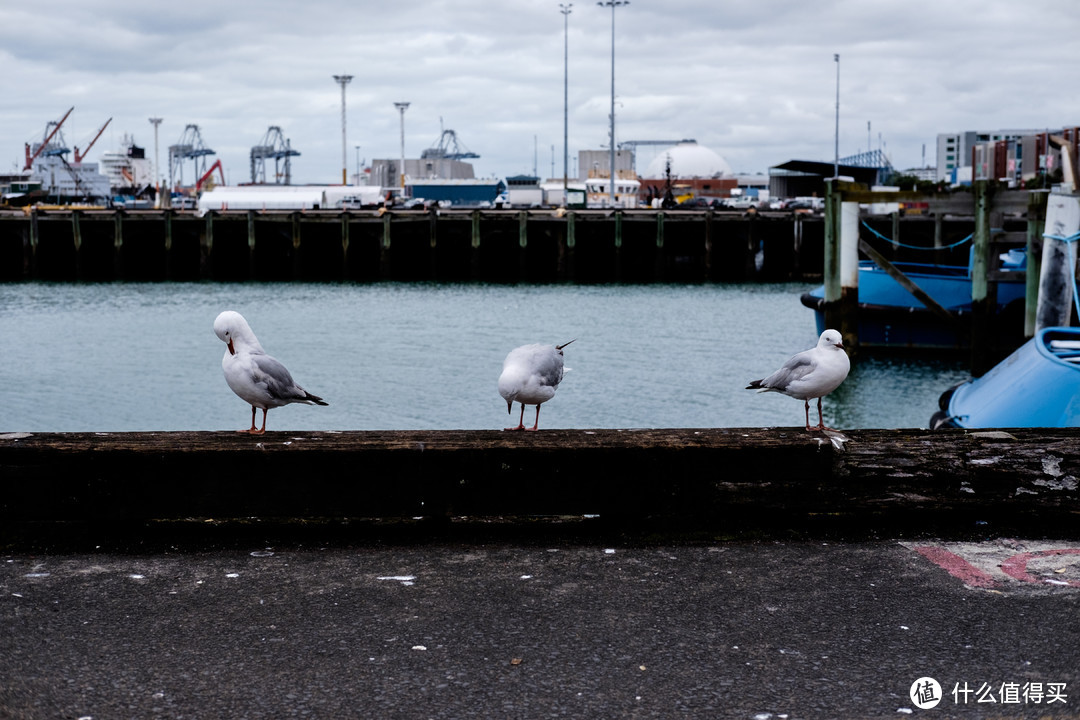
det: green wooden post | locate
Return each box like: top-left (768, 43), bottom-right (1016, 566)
top-left (72, 210), bottom-right (83, 280)
top-left (613, 210), bottom-right (623, 281)
top-left (562, 210), bottom-right (576, 282)
top-left (163, 210), bottom-right (173, 280)
top-left (71, 209), bottom-right (82, 252)
top-left (203, 211), bottom-right (214, 280)
top-left (380, 211), bottom-right (392, 279)
top-left (823, 180), bottom-right (839, 304)
top-left (823, 180), bottom-right (859, 350)
top-left (471, 210), bottom-right (481, 249)
top-left (970, 181), bottom-right (994, 376)
top-left (1024, 191), bottom-right (1047, 337)
top-left (114, 210), bottom-right (124, 279)
top-left (655, 211), bottom-right (666, 282)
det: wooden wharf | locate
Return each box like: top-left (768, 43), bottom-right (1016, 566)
top-left (0, 193), bottom-right (1036, 284)
top-left (2, 428), bottom-right (1078, 548)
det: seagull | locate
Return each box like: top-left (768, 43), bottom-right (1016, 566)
top-left (745, 329), bottom-right (850, 431)
top-left (213, 310), bottom-right (328, 434)
top-left (498, 340), bottom-right (574, 431)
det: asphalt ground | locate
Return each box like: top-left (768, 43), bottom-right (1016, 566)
top-left (2, 539), bottom-right (1079, 720)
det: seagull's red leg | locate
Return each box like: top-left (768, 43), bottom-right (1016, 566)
top-left (253, 408), bottom-right (268, 435)
top-left (804, 399), bottom-right (812, 431)
top-left (241, 405), bottom-right (258, 434)
top-left (526, 404), bottom-right (541, 432)
top-left (815, 397), bottom-right (837, 432)
top-left (505, 403), bottom-right (526, 431)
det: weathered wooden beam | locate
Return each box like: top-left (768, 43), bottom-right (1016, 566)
top-left (858, 238), bottom-right (956, 324)
top-left (2, 429), bottom-right (1078, 543)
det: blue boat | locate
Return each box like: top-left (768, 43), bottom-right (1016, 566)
top-left (800, 255), bottom-right (1027, 351)
top-left (930, 327), bottom-right (1080, 428)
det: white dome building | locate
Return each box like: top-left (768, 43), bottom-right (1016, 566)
top-left (643, 141), bottom-right (732, 179)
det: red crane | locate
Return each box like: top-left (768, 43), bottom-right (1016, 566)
top-left (195, 158), bottom-right (225, 192)
top-left (74, 117), bottom-right (112, 163)
top-left (24, 107), bottom-right (74, 170)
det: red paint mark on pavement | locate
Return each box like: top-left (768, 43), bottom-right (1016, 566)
top-left (912, 545), bottom-right (999, 589)
top-left (999, 549), bottom-right (1080, 587)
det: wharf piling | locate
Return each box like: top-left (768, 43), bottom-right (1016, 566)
top-left (2, 428), bottom-right (1079, 547)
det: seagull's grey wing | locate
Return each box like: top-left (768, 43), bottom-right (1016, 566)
top-left (534, 350), bottom-right (565, 389)
top-left (250, 352), bottom-right (304, 401)
top-left (761, 352), bottom-right (817, 392)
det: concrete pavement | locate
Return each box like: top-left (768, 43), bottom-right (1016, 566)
top-left (2, 539), bottom-right (1079, 719)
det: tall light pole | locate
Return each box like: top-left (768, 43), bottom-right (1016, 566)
top-left (394, 102), bottom-right (410, 191)
top-left (599, 1), bottom-right (628, 207)
top-left (833, 53), bottom-right (840, 180)
top-left (148, 117), bottom-right (162, 201)
top-left (333, 74), bottom-right (353, 185)
top-left (560, 3), bottom-right (572, 206)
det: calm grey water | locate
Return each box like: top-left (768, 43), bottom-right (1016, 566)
top-left (0, 282), bottom-right (968, 432)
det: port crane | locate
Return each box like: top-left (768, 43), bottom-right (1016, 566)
top-left (74, 117), bottom-right (112, 163)
top-left (168, 124), bottom-right (216, 189)
top-left (421, 128), bottom-right (479, 160)
top-left (250, 126), bottom-right (300, 184)
top-left (196, 159), bottom-right (225, 192)
top-left (23, 107), bottom-right (74, 170)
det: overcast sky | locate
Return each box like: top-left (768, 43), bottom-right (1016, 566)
top-left (2, 1), bottom-right (1078, 186)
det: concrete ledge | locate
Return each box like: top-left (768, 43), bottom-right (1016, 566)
top-left (2, 428), bottom-right (1078, 547)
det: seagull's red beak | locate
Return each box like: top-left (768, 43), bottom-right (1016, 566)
top-left (227, 338), bottom-right (235, 355)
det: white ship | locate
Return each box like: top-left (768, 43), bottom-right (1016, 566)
top-left (99, 133), bottom-right (153, 196)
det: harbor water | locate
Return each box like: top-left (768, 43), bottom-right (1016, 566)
top-left (0, 282), bottom-right (969, 432)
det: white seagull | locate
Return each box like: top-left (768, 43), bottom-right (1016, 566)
top-left (213, 310), bottom-right (328, 434)
top-left (498, 340), bottom-right (574, 431)
top-left (745, 329), bottom-right (850, 431)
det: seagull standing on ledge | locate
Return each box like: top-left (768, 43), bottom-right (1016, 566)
top-left (498, 340), bottom-right (574, 431)
top-left (213, 310), bottom-right (328, 434)
top-left (746, 329), bottom-right (850, 431)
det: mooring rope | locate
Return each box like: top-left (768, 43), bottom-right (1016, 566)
top-left (860, 220), bottom-right (973, 251)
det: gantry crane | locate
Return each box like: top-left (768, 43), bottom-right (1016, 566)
top-left (421, 128), bottom-right (479, 160)
top-left (250, 126), bottom-right (300, 184)
top-left (168, 124), bottom-right (216, 189)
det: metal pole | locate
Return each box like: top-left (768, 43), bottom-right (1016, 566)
top-left (561, 5), bottom-right (573, 205)
top-left (394, 102), bottom-right (410, 193)
top-left (599, 1), bottom-right (627, 208)
top-left (833, 53), bottom-right (839, 179)
top-left (355, 145), bottom-right (361, 186)
top-left (333, 75), bottom-right (353, 185)
top-left (148, 117), bottom-right (162, 204)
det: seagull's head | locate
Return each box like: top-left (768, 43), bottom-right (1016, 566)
top-left (214, 310), bottom-right (253, 356)
top-left (820, 329), bottom-right (845, 351)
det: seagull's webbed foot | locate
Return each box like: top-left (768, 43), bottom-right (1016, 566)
top-left (504, 403), bottom-right (527, 431)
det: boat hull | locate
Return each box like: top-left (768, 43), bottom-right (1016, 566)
top-left (801, 261), bottom-right (1026, 351)
top-left (930, 327), bottom-right (1080, 428)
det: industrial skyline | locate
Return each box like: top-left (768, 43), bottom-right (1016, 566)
top-left (2, 0), bottom-right (1078, 186)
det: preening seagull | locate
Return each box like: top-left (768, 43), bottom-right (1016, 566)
top-left (746, 329), bottom-right (850, 431)
top-left (213, 310), bottom-right (328, 434)
top-left (498, 340), bottom-right (574, 431)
